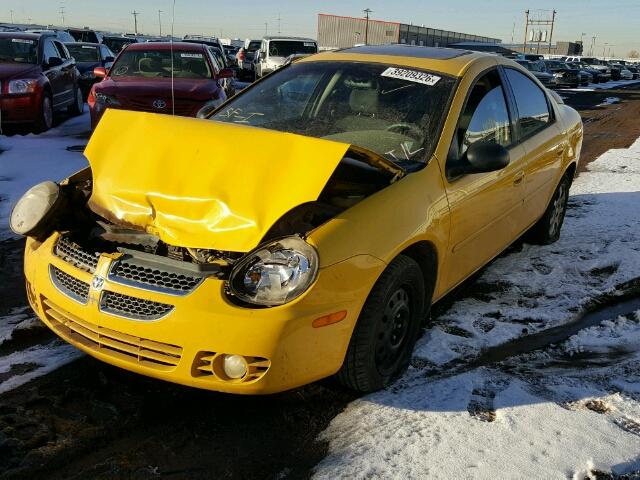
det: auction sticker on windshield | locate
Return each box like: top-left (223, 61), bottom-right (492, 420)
top-left (11, 39), bottom-right (34, 44)
top-left (381, 67), bottom-right (441, 86)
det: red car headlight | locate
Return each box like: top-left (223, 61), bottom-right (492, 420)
top-left (7, 79), bottom-right (38, 94)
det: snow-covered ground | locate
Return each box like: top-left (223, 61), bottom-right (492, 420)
top-left (0, 110), bottom-right (90, 240)
top-left (314, 139), bottom-right (640, 478)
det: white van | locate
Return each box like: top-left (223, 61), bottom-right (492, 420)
top-left (254, 36), bottom-right (318, 78)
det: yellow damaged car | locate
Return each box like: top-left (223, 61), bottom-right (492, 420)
top-left (12, 45), bottom-right (582, 394)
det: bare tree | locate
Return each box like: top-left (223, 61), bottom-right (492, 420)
top-left (628, 50), bottom-right (640, 58)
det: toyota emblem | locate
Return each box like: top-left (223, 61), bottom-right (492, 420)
top-left (153, 99), bottom-right (167, 109)
top-left (91, 276), bottom-right (105, 291)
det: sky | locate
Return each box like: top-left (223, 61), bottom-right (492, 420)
top-left (2, 0), bottom-right (639, 57)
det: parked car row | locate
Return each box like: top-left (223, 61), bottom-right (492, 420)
top-left (0, 31), bottom-right (84, 131)
top-left (235, 36), bottom-right (318, 80)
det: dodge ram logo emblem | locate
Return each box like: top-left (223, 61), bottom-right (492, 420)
top-left (153, 99), bottom-right (167, 109)
top-left (91, 276), bottom-right (105, 291)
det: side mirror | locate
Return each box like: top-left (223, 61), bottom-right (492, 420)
top-left (46, 56), bottom-right (63, 68)
top-left (104, 56), bottom-right (115, 62)
top-left (218, 68), bottom-right (235, 79)
top-left (449, 142), bottom-right (510, 178)
top-left (93, 66), bottom-right (107, 78)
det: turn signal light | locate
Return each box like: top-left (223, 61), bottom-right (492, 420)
top-left (312, 310), bottom-right (347, 328)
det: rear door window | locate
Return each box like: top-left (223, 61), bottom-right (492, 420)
top-left (504, 68), bottom-right (551, 139)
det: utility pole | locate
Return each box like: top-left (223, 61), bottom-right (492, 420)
top-left (590, 36), bottom-right (596, 56)
top-left (523, 9), bottom-right (555, 55)
top-left (131, 10), bottom-right (140, 35)
top-left (277, 13), bottom-right (281, 35)
top-left (158, 10), bottom-right (162, 36)
top-left (363, 8), bottom-right (372, 45)
top-left (511, 21), bottom-right (516, 44)
top-left (264, 22), bottom-right (268, 36)
top-left (602, 43), bottom-right (608, 58)
top-left (59, 5), bottom-right (65, 25)
top-left (548, 9), bottom-right (556, 54)
top-left (523, 10), bottom-right (529, 52)
top-left (9, 9), bottom-right (14, 23)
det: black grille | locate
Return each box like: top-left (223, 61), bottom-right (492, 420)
top-left (100, 291), bottom-right (173, 320)
top-left (110, 259), bottom-right (203, 295)
top-left (50, 265), bottom-right (90, 303)
top-left (54, 236), bottom-right (100, 273)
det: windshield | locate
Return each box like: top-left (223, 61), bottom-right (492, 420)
top-left (0, 38), bottom-right (38, 64)
top-left (268, 41), bottom-right (317, 57)
top-left (545, 61), bottom-right (565, 69)
top-left (66, 44), bottom-right (99, 62)
top-left (247, 41), bottom-right (261, 52)
top-left (211, 61), bottom-right (455, 164)
top-left (110, 50), bottom-right (211, 79)
top-left (104, 38), bottom-right (135, 53)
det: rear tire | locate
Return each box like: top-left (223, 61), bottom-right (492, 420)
top-left (525, 171), bottom-right (572, 245)
top-left (67, 86), bottom-right (84, 116)
top-left (336, 255), bottom-right (426, 393)
top-left (34, 93), bottom-right (53, 133)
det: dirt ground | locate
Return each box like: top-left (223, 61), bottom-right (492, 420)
top-left (1, 84), bottom-right (640, 480)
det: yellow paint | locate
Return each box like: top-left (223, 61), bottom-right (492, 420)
top-left (24, 52), bottom-right (583, 394)
top-left (85, 109), bottom-right (351, 251)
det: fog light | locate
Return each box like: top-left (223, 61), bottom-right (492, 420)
top-left (223, 354), bottom-right (248, 379)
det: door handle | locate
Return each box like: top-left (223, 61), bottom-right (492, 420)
top-left (513, 171), bottom-right (524, 186)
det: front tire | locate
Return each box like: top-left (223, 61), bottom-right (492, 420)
top-left (67, 86), bottom-right (84, 116)
top-left (336, 255), bottom-right (426, 393)
top-left (34, 93), bottom-right (53, 133)
top-left (525, 171), bottom-right (572, 245)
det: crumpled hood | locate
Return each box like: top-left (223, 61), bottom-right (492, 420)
top-left (84, 109), bottom-right (350, 252)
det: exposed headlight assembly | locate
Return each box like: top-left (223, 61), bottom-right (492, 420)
top-left (228, 236), bottom-right (319, 306)
top-left (10, 181), bottom-right (64, 237)
top-left (8, 79), bottom-right (37, 94)
top-left (95, 92), bottom-right (120, 106)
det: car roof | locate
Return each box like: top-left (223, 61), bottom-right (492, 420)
top-left (0, 32), bottom-right (45, 41)
top-left (66, 42), bottom-right (100, 47)
top-left (124, 41), bottom-right (206, 52)
top-left (263, 36), bottom-right (316, 42)
top-left (298, 44), bottom-right (492, 77)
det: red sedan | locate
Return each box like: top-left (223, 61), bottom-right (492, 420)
top-left (0, 32), bottom-right (84, 132)
top-left (88, 42), bottom-right (233, 129)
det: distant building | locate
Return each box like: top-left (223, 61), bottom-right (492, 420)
top-left (317, 13), bottom-right (501, 50)
top-left (503, 41), bottom-right (583, 56)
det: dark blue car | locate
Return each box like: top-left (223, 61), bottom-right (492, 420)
top-left (65, 42), bottom-right (115, 99)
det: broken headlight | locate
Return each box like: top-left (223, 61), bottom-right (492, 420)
top-left (228, 236), bottom-right (318, 306)
top-left (10, 181), bottom-right (62, 237)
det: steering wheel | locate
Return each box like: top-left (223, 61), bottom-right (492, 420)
top-left (385, 123), bottom-right (423, 140)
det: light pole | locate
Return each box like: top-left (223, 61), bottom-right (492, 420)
top-left (158, 10), bottom-right (162, 37)
top-left (603, 42), bottom-right (608, 58)
top-left (580, 32), bottom-right (585, 54)
top-left (363, 8), bottom-right (372, 45)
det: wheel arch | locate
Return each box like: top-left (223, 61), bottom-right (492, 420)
top-left (398, 240), bottom-right (438, 304)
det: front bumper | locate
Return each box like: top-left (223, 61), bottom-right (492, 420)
top-left (24, 233), bottom-right (385, 394)
top-left (0, 93), bottom-right (40, 123)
